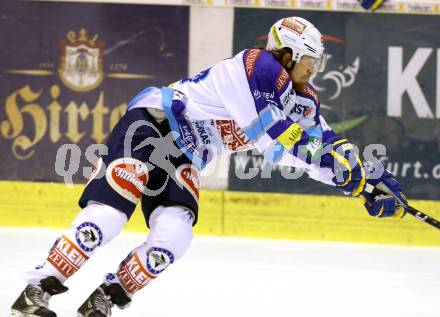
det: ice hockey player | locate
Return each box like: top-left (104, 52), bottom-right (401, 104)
top-left (11, 16), bottom-right (408, 317)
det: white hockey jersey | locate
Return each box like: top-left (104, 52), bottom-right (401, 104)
top-left (127, 49), bottom-right (337, 185)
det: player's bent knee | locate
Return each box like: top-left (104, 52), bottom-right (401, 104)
top-left (70, 201), bottom-right (128, 250)
top-left (107, 205), bottom-right (193, 296)
top-left (147, 205), bottom-right (194, 260)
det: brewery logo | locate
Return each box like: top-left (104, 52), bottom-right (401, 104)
top-left (59, 28), bottom-right (105, 92)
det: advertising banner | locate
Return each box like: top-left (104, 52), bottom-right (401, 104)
top-left (230, 9), bottom-right (440, 199)
top-left (223, 0), bottom-right (440, 15)
top-left (0, 1), bottom-right (189, 183)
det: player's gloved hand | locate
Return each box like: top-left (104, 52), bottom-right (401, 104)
top-left (360, 162), bottom-right (408, 218)
top-left (320, 136), bottom-right (365, 197)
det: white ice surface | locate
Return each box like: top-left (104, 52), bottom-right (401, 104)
top-left (1, 227), bottom-right (440, 317)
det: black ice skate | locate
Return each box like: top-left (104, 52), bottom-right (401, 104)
top-left (77, 283), bottom-right (131, 317)
top-left (10, 276), bottom-right (68, 317)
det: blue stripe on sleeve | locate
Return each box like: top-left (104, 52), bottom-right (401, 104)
top-left (243, 107), bottom-right (276, 142)
top-left (263, 141), bottom-right (285, 164)
top-left (127, 87), bottom-right (159, 111)
top-left (306, 126), bottom-right (323, 138)
top-left (160, 87), bottom-right (174, 120)
top-left (161, 87), bottom-right (205, 169)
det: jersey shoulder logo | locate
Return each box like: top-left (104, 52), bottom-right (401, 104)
top-left (244, 49), bottom-right (263, 80)
top-left (302, 84), bottom-right (319, 104)
top-left (275, 68), bottom-right (290, 92)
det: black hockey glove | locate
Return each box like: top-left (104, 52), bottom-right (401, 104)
top-left (320, 136), bottom-right (365, 197)
top-left (360, 162), bottom-right (408, 218)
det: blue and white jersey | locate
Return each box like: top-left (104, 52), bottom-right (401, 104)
top-left (127, 49), bottom-right (336, 185)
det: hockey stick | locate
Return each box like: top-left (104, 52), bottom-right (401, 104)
top-left (407, 206), bottom-right (440, 230)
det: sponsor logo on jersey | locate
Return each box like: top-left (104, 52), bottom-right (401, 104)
top-left (275, 68), bottom-right (290, 92)
top-left (176, 164), bottom-right (200, 202)
top-left (277, 123), bottom-right (304, 150)
top-left (47, 235), bottom-right (89, 277)
top-left (300, 136), bottom-right (323, 159)
top-left (194, 121), bottom-right (211, 145)
top-left (304, 106), bottom-right (314, 117)
top-left (146, 247), bottom-right (175, 275)
top-left (215, 120), bottom-right (252, 152)
top-left (281, 17), bottom-right (307, 35)
top-left (105, 158), bottom-right (149, 204)
top-left (117, 252), bottom-right (155, 294)
top-left (253, 90), bottom-right (275, 100)
top-left (303, 85), bottom-right (319, 104)
top-left (75, 222), bottom-right (103, 252)
top-left (178, 122), bottom-right (198, 154)
top-left (244, 49), bottom-right (262, 80)
top-left (290, 103), bottom-right (314, 118)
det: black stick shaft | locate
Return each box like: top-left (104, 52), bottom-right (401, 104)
top-left (407, 206), bottom-right (440, 230)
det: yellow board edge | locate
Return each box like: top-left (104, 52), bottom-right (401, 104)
top-left (1, 181), bottom-right (439, 246)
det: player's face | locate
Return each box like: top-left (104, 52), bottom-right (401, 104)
top-left (290, 55), bottom-right (316, 86)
